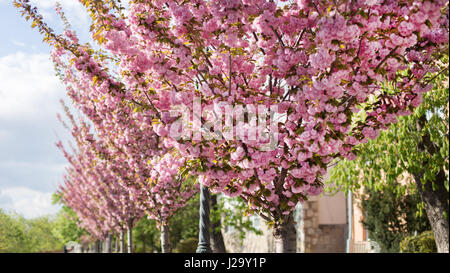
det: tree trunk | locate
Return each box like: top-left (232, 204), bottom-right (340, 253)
top-left (91, 240), bottom-right (102, 253)
top-left (94, 240), bottom-right (101, 253)
top-left (273, 214), bottom-right (297, 253)
top-left (160, 222), bottom-right (171, 253)
top-left (414, 115), bottom-right (449, 253)
top-left (105, 233), bottom-right (112, 253)
top-left (413, 169), bottom-right (449, 253)
top-left (114, 235), bottom-right (119, 253)
top-left (271, 168), bottom-right (297, 253)
top-left (127, 219), bottom-right (133, 253)
top-left (120, 230), bottom-right (126, 253)
top-left (211, 194), bottom-right (227, 253)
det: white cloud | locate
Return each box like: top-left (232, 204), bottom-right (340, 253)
top-left (0, 187), bottom-right (60, 218)
top-left (0, 52), bottom-right (63, 121)
top-left (0, 52), bottom-right (72, 210)
top-left (0, 1), bottom-right (82, 220)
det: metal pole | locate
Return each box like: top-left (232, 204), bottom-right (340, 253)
top-left (346, 190), bottom-right (353, 253)
top-left (196, 185), bottom-right (212, 253)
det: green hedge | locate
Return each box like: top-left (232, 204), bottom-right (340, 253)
top-left (399, 231), bottom-right (437, 253)
top-left (173, 237), bottom-right (198, 253)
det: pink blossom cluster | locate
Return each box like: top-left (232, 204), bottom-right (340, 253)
top-left (19, 0), bottom-right (448, 226)
top-left (56, 113), bottom-right (141, 238)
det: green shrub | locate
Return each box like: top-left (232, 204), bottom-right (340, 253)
top-left (173, 237), bottom-right (198, 253)
top-left (400, 231), bottom-right (437, 253)
top-left (359, 186), bottom-right (431, 252)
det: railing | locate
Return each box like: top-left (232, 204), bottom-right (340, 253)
top-left (351, 241), bottom-right (379, 253)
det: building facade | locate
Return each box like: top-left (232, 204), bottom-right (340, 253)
top-left (222, 191), bottom-right (379, 253)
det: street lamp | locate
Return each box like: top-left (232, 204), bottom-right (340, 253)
top-left (196, 185), bottom-right (212, 253)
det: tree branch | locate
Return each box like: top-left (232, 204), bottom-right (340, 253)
top-left (375, 46), bottom-right (399, 72)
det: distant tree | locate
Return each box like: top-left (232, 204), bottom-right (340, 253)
top-left (329, 70), bottom-right (449, 252)
top-left (26, 216), bottom-right (65, 252)
top-left (130, 192), bottom-right (262, 253)
top-left (52, 193), bottom-right (87, 244)
top-left (0, 209), bottom-right (64, 253)
top-left (359, 184), bottom-right (431, 252)
top-left (167, 193), bottom-right (200, 252)
top-left (212, 195), bottom-right (263, 244)
top-left (211, 194), bottom-right (227, 253)
top-left (132, 217), bottom-right (160, 253)
top-left (169, 193), bottom-right (263, 253)
top-left (0, 209), bottom-right (28, 252)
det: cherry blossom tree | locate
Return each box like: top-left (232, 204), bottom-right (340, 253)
top-left (146, 153), bottom-right (199, 252)
top-left (57, 92), bottom-right (197, 252)
top-left (15, 0), bottom-right (449, 252)
top-left (56, 106), bottom-right (144, 252)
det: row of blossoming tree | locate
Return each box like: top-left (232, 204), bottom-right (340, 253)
top-left (15, 0), bottom-right (449, 252)
top-left (56, 94), bottom-right (197, 252)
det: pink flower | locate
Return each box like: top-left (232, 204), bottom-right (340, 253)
top-left (310, 48), bottom-right (335, 71)
top-left (153, 123), bottom-right (168, 137)
top-left (398, 21), bottom-right (415, 37)
top-left (389, 33), bottom-right (404, 46)
top-left (410, 93), bottom-right (423, 107)
top-left (290, 168), bottom-right (303, 179)
top-left (345, 153), bottom-right (357, 161)
top-left (203, 19), bottom-right (218, 33)
top-left (386, 58), bottom-right (399, 71)
top-left (231, 146), bottom-right (245, 161)
top-left (362, 127), bottom-right (380, 140)
top-left (410, 11), bottom-right (427, 25)
top-left (297, 151), bottom-right (311, 162)
top-left (283, 191), bottom-right (293, 198)
top-left (307, 186), bottom-right (323, 196)
top-left (346, 136), bottom-right (359, 145)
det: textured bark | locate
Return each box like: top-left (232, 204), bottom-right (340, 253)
top-left (413, 170), bottom-right (449, 253)
top-left (272, 168), bottom-right (297, 253)
top-left (114, 235), bottom-right (119, 253)
top-left (127, 219), bottom-right (133, 253)
top-left (414, 115), bottom-right (449, 253)
top-left (120, 230), bottom-right (126, 253)
top-left (273, 214), bottom-right (297, 253)
top-left (95, 240), bottom-right (101, 253)
top-left (160, 222), bottom-right (171, 253)
top-left (211, 194), bottom-right (227, 253)
top-left (105, 233), bottom-right (112, 253)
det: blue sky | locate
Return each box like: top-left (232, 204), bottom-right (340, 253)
top-left (0, 0), bottom-right (91, 218)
